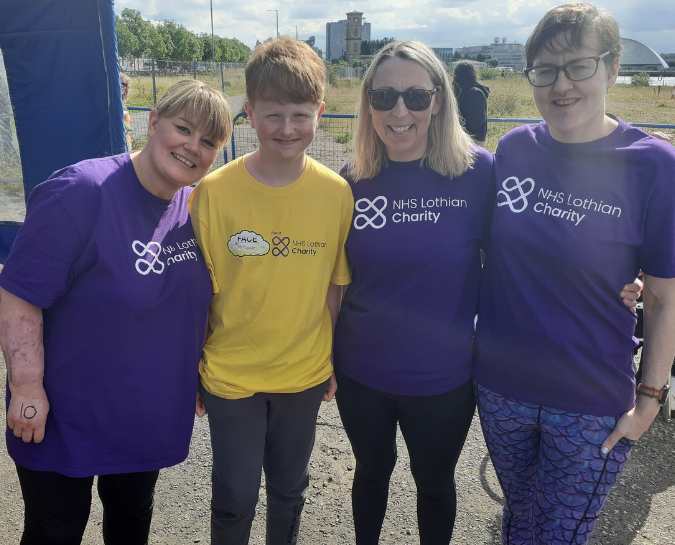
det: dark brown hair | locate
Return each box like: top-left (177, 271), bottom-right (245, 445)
top-left (525, 3), bottom-right (621, 67)
top-left (245, 37), bottom-right (325, 105)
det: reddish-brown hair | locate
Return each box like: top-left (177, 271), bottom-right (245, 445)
top-left (245, 37), bottom-right (325, 104)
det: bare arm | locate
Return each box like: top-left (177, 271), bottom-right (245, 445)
top-left (326, 283), bottom-right (344, 328)
top-left (0, 287), bottom-right (49, 443)
top-left (602, 275), bottom-right (675, 453)
top-left (323, 283), bottom-right (345, 402)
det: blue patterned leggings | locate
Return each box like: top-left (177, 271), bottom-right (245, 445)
top-left (476, 385), bottom-right (632, 545)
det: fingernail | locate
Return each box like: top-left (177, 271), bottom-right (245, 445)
top-left (601, 447), bottom-right (609, 457)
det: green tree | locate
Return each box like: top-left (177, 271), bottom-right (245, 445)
top-left (159, 21), bottom-right (203, 61)
top-left (115, 8), bottom-right (249, 62)
top-left (156, 25), bottom-right (175, 59)
top-left (361, 37), bottom-right (395, 56)
top-left (119, 9), bottom-right (154, 56)
top-left (115, 17), bottom-right (139, 58)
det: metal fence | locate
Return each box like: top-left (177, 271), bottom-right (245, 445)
top-left (125, 107), bottom-right (675, 175)
top-left (121, 58), bottom-right (245, 106)
top-left (230, 113), bottom-right (355, 172)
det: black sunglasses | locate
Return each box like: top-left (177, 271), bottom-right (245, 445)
top-left (368, 87), bottom-right (439, 111)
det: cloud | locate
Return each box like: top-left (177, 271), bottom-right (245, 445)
top-left (228, 230), bottom-right (270, 257)
top-left (115, 0), bottom-right (675, 53)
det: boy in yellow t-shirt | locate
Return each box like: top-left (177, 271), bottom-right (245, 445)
top-left (190, 38), bottom-right (353, 545)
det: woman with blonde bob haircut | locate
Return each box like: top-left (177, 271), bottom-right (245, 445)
top-left (0, 79), bottom-right (231, 545)
top-left (333, 40), bottom-right (494, 544)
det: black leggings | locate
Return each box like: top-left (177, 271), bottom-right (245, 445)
top-left (336, 374), bottom-right (475, 545)
top-left (16, 465), bottom-right (159, 545)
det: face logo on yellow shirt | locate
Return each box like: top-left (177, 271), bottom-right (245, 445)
top-left (228, 230), bottom-right (270, 257)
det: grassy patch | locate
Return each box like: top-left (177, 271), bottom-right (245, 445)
top-left (127, 69), bottom-right (246, 108)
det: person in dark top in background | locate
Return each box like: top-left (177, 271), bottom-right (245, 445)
top-left (452, 62), bottom-right (490, 144)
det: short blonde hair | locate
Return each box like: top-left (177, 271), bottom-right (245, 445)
top-left (245, 37), bottom-right (325, 104)
top-left (155, 80), bottom-right (232, 146)
top-left (350, 41), bottom-right (475, 181)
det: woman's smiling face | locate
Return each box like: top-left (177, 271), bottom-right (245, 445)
top-left (369, 57), bottom-right (441, 162)
top-left (531, 33), bottom-right (619, 143)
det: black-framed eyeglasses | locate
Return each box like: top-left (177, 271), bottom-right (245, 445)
top-left (367, 87), bottom-right (439, 111)
top-left (524, 51), bottom-right (611, 87)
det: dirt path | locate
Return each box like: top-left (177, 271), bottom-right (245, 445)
top-left (1, 357), bottom-right (673, 544)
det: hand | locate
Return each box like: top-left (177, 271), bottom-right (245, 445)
top-left (7, 384), bottom-right (49, 443)
top-left (601, 401), bottom-right (659, 456)
top-left (651, 131), bottom-right (673, 143)
top-left (195, 391), bottom-right (207, 417)
top-left (620, 277), bottom-right (643, 313)
top-left (323, 373), bottom-right (337, 402)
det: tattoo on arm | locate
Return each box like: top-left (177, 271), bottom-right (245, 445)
top-left (20, 402), bottom-right (38, 420)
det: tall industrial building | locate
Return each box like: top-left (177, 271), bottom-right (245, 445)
top-left (345, 12), bottom-right (363, 60)
top-left (326, 16), bottom-right (371, 61)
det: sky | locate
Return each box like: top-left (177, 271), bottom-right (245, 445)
top-left (114, 0), bottom-right (675, 55)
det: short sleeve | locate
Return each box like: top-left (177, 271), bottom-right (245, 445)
top-left (640, 148), bottom-right (675, 278)
top-left (189, 182), bottom-right (220, 293)
top-left (331, 182), bottom-right (354, 286)
top-left (0, 167), bottom-right (100, 308)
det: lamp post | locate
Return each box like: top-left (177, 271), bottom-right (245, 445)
top-left (210, 0), bottom-right (216, 61)
top-left (267, 9), bottom-right (279, 39)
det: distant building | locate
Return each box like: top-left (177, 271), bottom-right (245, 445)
top-left (346, 12), bottom-right (363, 60)
top-left (457, 38), bottom-right (525, 70)
top-left (456, 45), bottom-right (491, 59)
top-left (326, 16), bottom-right (370, 61)
top-left (432, 47), bottom-right (454, 64)
top-left (488, 42), bottom-right (525, 70)
top-left (448, 59), bottom-right (487, 71)
top-left (620, 38), bottom-right (669, 71)
top-left (326, 20), bottom-right (346, 61)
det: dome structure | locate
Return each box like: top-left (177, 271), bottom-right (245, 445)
top-left (620, 38), bottom-right (669, 71)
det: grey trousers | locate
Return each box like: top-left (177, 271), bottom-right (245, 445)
top-left (201, 381), bottom-right (327, 545)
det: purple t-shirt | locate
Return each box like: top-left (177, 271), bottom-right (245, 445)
top-left (334, 150), bottom-right (494, 395)
top-left (475, 121), bottom-right (675, 416)
top-left (1, 154), bottom-right (212, 477)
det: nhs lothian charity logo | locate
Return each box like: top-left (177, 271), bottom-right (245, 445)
top-left (354, 196), bottom-right (388, 230)
top-left (132, 240), bottom-right (165, 275)
top-left (497, 176), bottom-right (535, 213)
top-left (272, 235), bottom-right (290, 257)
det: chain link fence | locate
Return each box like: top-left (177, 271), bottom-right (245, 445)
top-left (230, 113), bottom-right (355, 173)
top-left (120, 58), bottom-right (245, 107)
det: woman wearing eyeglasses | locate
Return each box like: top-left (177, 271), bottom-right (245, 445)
top-left (332, 40), bottom-right (494, 544)
top-left (474, 4), bottom-right (675, 544)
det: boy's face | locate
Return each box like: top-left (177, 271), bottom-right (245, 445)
top-left (245, 98), bottom-right (325, 162)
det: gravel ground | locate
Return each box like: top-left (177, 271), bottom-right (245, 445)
top-left (1, 358), bottom-right (673, 544)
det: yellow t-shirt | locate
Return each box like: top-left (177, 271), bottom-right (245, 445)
top-left (190, 155), bottom-right (354, 399)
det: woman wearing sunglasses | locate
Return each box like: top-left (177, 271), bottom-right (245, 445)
top-left (474, 4), bottom-right (675, 544)
top-left (332, 40), bottom-right (494, 544)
